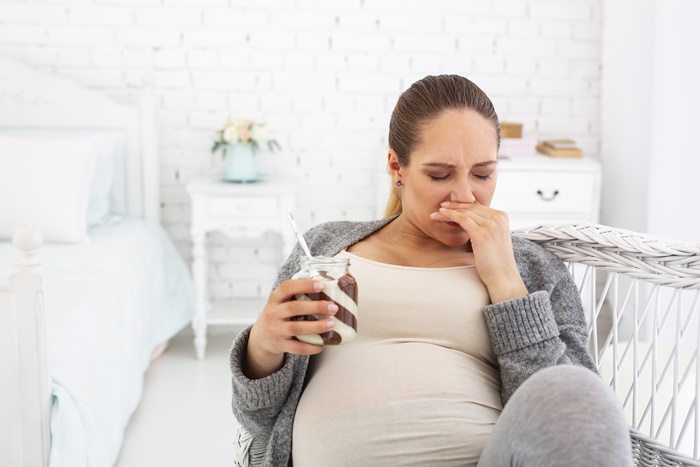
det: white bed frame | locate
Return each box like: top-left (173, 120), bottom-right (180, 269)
top-left (0, 54), bottom-right (160, 466)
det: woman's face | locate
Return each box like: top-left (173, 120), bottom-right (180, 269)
top-left (391, 108), bottom-right (499, 247)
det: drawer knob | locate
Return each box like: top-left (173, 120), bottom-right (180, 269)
top-left (536, 189), bottom-right (560, 201)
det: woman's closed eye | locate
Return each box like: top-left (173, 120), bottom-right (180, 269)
top-left (428, 173), bottom-right (452, 181)
top-left (428, 172), bottom-right (492, 182)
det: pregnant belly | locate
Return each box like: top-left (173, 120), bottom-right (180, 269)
top-left (291, 342), bottom-right (502, 467)
top-left (292, 398), bottom-right (498, 467)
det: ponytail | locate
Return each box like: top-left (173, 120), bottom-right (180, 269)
top-left (384, 181), bottom-right (402, 217)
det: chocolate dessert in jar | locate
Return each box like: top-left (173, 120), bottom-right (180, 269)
top-left (292, 256), bottom-right (358, 345)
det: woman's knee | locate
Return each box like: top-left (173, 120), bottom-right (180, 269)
top-left (502, 364), bottom-right (631, 442)
top-left (516, 365), bottom-right (618, 412)
top-left (487, 365), bottom-right (634, 467)
top-left (524, 364), bottom-right (599, 390)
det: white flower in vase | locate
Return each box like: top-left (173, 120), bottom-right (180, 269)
top-left (211, 119), bottom-right (281, 183)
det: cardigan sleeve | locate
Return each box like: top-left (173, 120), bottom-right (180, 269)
top-left (230, 326), bottom-right (298, 439)
top-left (229, 240), bottom-right (309, 465)
top-left (483, 237), bottom-right (597, 405)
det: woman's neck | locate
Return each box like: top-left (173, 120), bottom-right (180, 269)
top-left (347, 215), bottom-right (473, 268)
top-left (383, 214), bottom-right (442, 252)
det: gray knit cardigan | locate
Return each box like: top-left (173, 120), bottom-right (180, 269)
top-left (229, 217), bottom-right (596, 467)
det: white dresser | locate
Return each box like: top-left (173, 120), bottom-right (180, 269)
top-left (491, 155), bottom-right (602, 230)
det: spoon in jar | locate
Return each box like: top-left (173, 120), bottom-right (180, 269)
top-left (285, 209), bottom-right (312, 258)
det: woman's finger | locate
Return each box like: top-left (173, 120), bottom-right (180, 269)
top-left (439, 202), bottom-right (491, 222)
top-left (431, 207), bottom-right (481, 232)
top-left (283, 338), bottom-right (326, 355)
top-left (439, 203), bottom-right (509, 230)
top-left (284, 317), bottom-right (336, 338)
top-left (433, 206), bottom-right (482, 224)
top-left (271, 278), bottom-right (325, 303)
top-left (280, 297), bottom-right (338, 320)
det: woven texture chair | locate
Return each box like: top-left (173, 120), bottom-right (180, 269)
top-left (233, 223), bottom-right (700, 466)
top-left (513, 223), bottom-right (700, 466)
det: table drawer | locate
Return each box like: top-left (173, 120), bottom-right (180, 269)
top-left (206, 196), bottom-right (278, 218)
top-left (493, 171), bottom-right (596, 214)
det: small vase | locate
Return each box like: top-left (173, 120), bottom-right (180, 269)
top-left (223, 142), bottom-right (258, 183)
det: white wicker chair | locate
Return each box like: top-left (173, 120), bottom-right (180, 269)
top-left (513, 223), bottom-right (700, 466)
top-left (233, 223), bottom-right (700, 466)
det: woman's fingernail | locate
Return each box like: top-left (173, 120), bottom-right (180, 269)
top-left (326, 319), bottom-right (336, 329)
top-left (328, 303), bottom-right (338, 313)
top-left (441, 201), bottom-right (450, 207)
top-left (313, 281), bottom-right (324, 291)
top-left (439, 207), bottom-right (447, 212)
top-left (430, 212), bottom-right (438, 218)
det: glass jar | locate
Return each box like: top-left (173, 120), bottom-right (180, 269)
top-left (292, 256), bottom-right (358, 346)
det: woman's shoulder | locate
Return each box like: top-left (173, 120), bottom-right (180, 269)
top-left (307, 216), bottom-right (395, 234)
top-left (304, 217), bottom-right (395, 254)
top-left (306, 218), bottom-right (385, 236)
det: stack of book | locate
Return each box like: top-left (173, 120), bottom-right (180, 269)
top-left (498, 121), bottom-right (537, 158)
top-left (536, 139), bottom-right (583, 158)
top-left (499, 138), bottom-right (537, 157)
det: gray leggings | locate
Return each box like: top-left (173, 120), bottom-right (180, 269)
top-left (477, 365), bottom-right (634, 467)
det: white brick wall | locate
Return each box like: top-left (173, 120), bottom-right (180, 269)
top-left (0, 0), bottom-right (602, 300)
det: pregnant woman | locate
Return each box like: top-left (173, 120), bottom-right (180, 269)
top-left (230, 74), bottom-right (633, 467)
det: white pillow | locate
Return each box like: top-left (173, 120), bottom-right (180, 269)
top-left (86, 135), bottom-right (118, 229)
top-left (0, 134), bottom-right (105, 243)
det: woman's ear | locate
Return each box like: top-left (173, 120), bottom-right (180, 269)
top-left (387, 149), bottom-right (402, 179)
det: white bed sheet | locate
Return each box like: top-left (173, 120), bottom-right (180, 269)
top-left (0, 217), bottom-right (194, 467)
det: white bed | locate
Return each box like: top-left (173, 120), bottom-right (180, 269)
top-left (0, 55), bottom-right (194, 466)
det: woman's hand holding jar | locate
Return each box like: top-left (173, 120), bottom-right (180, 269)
top-left (244, 279), bottom-right (338, 380)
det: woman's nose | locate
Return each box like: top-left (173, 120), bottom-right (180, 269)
top-left (449, 181), bottom-right (476, 204)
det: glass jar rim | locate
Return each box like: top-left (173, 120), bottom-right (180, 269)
top-left (300, 256), bottom-right (349, 267)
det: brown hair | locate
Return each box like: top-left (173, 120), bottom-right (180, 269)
top-left (384, 75), bottom-right (500, 217)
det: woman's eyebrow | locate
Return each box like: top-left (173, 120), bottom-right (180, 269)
top-left (473, 160), bottom-right (498, 168)
top-left (421, 160), bottom-right (498, 168)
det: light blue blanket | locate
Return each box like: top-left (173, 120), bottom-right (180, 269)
top-left (1, 218), bottom-right (194, 467)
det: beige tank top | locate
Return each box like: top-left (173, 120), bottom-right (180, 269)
top-left (292, 251), bottom-right (502, 467)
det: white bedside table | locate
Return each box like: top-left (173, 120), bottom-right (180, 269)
top-left (186, 176), bottom-right (298, 359)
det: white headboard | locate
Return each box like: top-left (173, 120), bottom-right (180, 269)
top-left (0, 54), bottom-right (159, 224)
